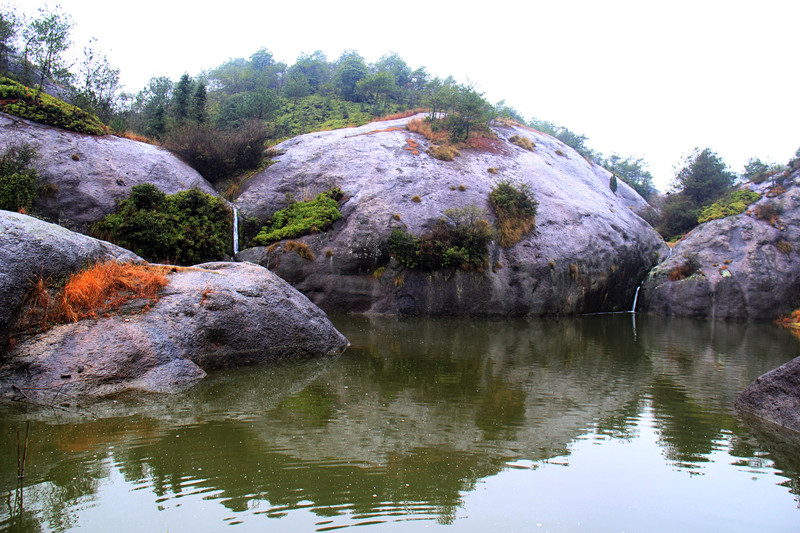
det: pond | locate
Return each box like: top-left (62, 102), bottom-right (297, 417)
top-left (2, 314), bottom-right (800, 532)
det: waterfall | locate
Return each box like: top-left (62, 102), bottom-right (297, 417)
top-left (630, 284), bottom-right (642, 313)
top-left (232, 206), bottom-right (239, 255)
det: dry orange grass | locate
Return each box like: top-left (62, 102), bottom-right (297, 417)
top-left (496, 217), bottom-right (536, 248)
top-left (56, 261), bottom-right (169, 322)
top-left (118, 131), bottom-right (158, 145)
top-left (777, 310), bottom-right (800, 339)
top-left (370, 108), bottom-right (428, 123)
top-left (406, 118), bottom-right (448, 143)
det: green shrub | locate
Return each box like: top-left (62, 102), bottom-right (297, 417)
top-left (92, 184), bottom-right (232, 265)
top-left (251, 188), bottom-right (343, 246)
top-left (427, 144), bottom-right (460, 161)
top-left (387, 205), bottom-right (492, 271)
top-left (0, 77), bottom-right (109, 135)
top-left (0, 143), bottom-right (39, 213)
top-left (489, 180), bottom-right (538, 247)
top-left (697, 189), bottom-right (761, 224)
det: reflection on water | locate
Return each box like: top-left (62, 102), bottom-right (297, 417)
top-left (1, 315), bottom-right (799, 532)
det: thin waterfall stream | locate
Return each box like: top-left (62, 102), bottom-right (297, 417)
top-left (232, 205), bottom-right (239, 255)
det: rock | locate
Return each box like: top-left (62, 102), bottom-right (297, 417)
top-left (0, 111), bottom-right (217, 231)
top-left (735, 356), bottom-right (800, 434)
top-left (0, 210), bottom-right (141, 345)
top-left (0, 261), bottom-right (349, 400)
top-left (639, 180), bottom-right (800, 319)
top-left (235, 114), bottom-right (667, 316)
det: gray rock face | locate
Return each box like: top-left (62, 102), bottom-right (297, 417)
top-left (0, 261), bottom-right (349, 400)
top-left (0, 211), bottom-right (141, 344)
top-left (736, 356), bottom-right (800, 434)
top-left (235, 115), bottom-right (667, 316)
top-left (0, 112), bottom-right (217, 230)
top-left (639, 180), bottom-right (800, 320)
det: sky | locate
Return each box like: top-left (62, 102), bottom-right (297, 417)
top-left (11, 0), bottom-right (800, 192)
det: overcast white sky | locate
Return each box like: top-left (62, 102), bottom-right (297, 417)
top-left (12, 0), bottom-right (800, 192)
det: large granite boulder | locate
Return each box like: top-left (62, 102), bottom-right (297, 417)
top-left (0, 211), bottom-right (141, 345)
top-left (235, 115), bottom-right (667, 316)
top-left (0, 212), bottom-right (349, 400)
top-left (639, 178), bottom-right (800, 320)
top-left (0, 111), bottom-right (217, 230)
top-left (0, 261), bottom-right (349, 400)
top-left (736, 356), bottom-right (800, 434)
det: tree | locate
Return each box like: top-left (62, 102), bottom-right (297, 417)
top-left (292, 51), bottom-right (330, 91)
top-left (333, 51), bottom-right (368, 101)
top-left (355, 72), bottom-right (396, 113)
top-left (673, 148), bottom-right (733, 205)
top-left (72, 39), bottom-right (121, 121)
top-left (23, 5), bottom-right (73, 97)
top-left (192, 81), bottom-right (207, 123)
top-left (171, 73), bottom-right (193, 125)
top-left (0, 6), bottom-right (19, 72)
top-left (450, 83), bottom-right (489, 141)
top-left (742, 157), bottom-right (769, 183)
top-left (609, 174), bottom-right (618, 193)
top-left (603, 155), bottom-right (656, 200)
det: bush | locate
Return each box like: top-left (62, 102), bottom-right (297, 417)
top-left (163, 120), bottom-right (270, 184)
top-left (489, 180), bottom-right (538, 247)
top-left (0, 77), bottom-right (109, 135)
top-left (697, 190), bottom-right (761, 224)
top-left (387, 204), bottom-right (492, 271)
top-left (755, 202), bottom-right (781, 225)
top-left (251, 187), bottom-right (343, 246)
top-left (0, 143), bottom-right (39, 212)
top-left (92, 184), bottom-right (232, 265)
top-left (668, 255), bottom-right (700, 281)
top-left (509, 135), bottom-right (535, 151)
top-left (427, 144), bottom-right (460, 161)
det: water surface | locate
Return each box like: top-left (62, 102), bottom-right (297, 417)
top-left (2, 314), bottom-right (799, 532)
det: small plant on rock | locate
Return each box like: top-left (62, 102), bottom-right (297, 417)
top-left (0, 143), bottom-right (39, 213)
top-left (489, 180), bottom-right (538, 248)
top-left (668, 255), bottom-right (700, 281)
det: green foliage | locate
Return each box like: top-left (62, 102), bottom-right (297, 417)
top-left (697, 189), bottom-right (761, 223)
top-left (0, 143), bottom-right (38, 212)
top-left (603, 155), bottom-right (655, 200)
top-left (489, 180), bottom-right (538, 247)
top-left (673, 148), bottom-right (734, 205)
top-left (92, 184), bottom-right (232, 265)
top-left (609, 174), bottom-right (618, 193)
top-left (251, 188), bottom-right (343, 246)
top-left (387, 205), bottom-right (493, 271)
top-left (0, 77), bottom-right (108, 134)
top-left (657, 148), bottom-right (735, 239)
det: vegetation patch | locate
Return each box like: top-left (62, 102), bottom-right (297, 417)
top-left (697, 189), bottom-right (761, 224)
top-left (284, 240), bottom-right (315, 261)
top-left (13, 261), bottom-right (169, 337)
top-left (508, 135), bottom-right (535, 151)
top-left (92, 184), bottom-right (232, 265)
top-left (776, 240), bottom-right (793, 254)
top-left (387, 205), bottom-right (492, 271)
top-left (0, 77), bottom-right (109, 135)
top-left (755, 202), bottom-right (781, 226)
top-left (164, 121), bottom-right (270, 184)
top-left (776, 310), bottom-right (800, 337)
top-left (0, 143), bottom-right (39, 213)
top-left (489, 180), bottom-right (538, 248)
top-left (427, 144), bottom-right (460, 161)
top-left (251, 187), bottom-right (343, 246)
top-left (667, 255), bottom-right (700, 281)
